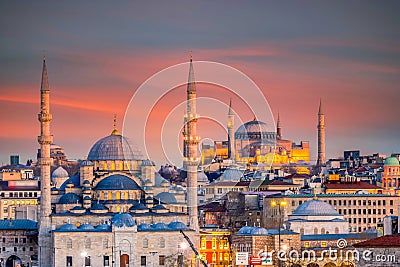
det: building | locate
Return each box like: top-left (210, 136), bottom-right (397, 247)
top-left (199, 229), bottom-right (231, 266)
top-left (0, 220), bottom-right (38, 267)
top-left (264, 194), bottom-right (400, 233)
top-left (381, 156), bottom-right (400, 194)
top-left (285, 198), bottom-right (349, 235)
top-left (316, 99), bottom-right (326, 169)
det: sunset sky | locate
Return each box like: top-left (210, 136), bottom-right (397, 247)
top-left (1, 1), bottom-right (399, 166)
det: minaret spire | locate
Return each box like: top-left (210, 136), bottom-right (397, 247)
top-left (183, 53), bottom-right (199, 232)
top-left (112, 114), bottom-right (120, 135)
top-left (277, 112), bottom-right (282, 140)
top-left (227, 98), bottom-right (236, 162)
top-left (38, 55), bottom-right (53, 267)
top-left (317, 98), bottom-right (326, 170)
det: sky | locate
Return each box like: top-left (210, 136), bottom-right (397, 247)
top-left (0, 1), bottom-right (399, 166)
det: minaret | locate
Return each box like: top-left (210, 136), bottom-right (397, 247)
top-left (38, 56), bottom-right (53, 267)
top-left (183, 54), bottom-right (199, 232)
top-left (227, 99), bottom-right (236, 162)
top-left (276, 112), bottom-right (282, 140)
top-left (317, 99), bottom-right (326, 168)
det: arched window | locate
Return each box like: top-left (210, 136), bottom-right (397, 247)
top-left (143, 238), bottom-right (148, 248)
top-left (116, 191), bottom-right (121, 200)
top-left (300, 228), bottom-right (305, 235)
top-left (314, 227), bottom-right (318, 234)
top-left (119, 162), bottom-right (123, 170)
top-left (212, 252), bottom-right (216, 262)
top-left (103, 163), bottom-right (108, 170)
top-left (116, 206), bottom-right (121, 212)
top-left (111, 162), bottom-right (115, 170)
top-left (321, 228), bottom-right (325, 234)
top-left (108, 192), bottom-right (112, 200)
top-left (335, 227), bottom-right (339, 234)
top-left (85, 238), bottom-right (91, 249)
top-left (100, 191), bottom-right (104, 200)
top-left (159, 238), bottom-right (165, 248)
top-left (103, 238), bottom-right (108, 249)
top-left (224, 253), bottom-right (230, 261)
top-left (67, 238), bottom-right (72, 249)
top-left (212, 238), bottom-right (217, 249)
top-left (124, 192), bottom-right (129, 200)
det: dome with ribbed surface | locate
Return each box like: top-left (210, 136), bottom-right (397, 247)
top-left (79, 223), bottom-right (95, 230)
top-left (52, 166), bottom-right (69, 179)
top-left (130, 202), bottom-right (148, 211)
top-left (384, 157), bottom-right (400, 166)
top-left (91, 203), bottom-right (108, 211)
top-left (58, 223), bottom-right (77, 231)
top-left (111, 213), bottom-right (136, 227)
top-left (88, 133), bottom-right (144, 161)
top-left (137, 223), bottom-right (151, 231)
top-left (94, 174), bottom-right (141, 191)
top-left (292, 200), bottom-right (339, 216)
top-left (96, 224), bottom-right (111, 231)
top-left (152, 222), bottom-right (170, 230)
top-left (58, 193), bottom-right (81, 204)
top-left (236, 120), bottom-right (275, 140)
top-left (197, 171), bottom-right (209, 183)
top-left (238, 226), bottom-right (253, 235)
top-left (250, 227), bottom-right (269, 235)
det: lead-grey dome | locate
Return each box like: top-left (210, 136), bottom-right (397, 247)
top-left (58, 193), bottom-right (81, 204)
top-left (293, 199), bottom-right (339, 216)
top-left (236, 120), bottom-right (275, 140)
top-left (52, 166), bottom-right (69, 179)
top-left (221, 168), bottom-right (243, 181)
top-left (88, 133), bottom-right (144, 161)
top-left (155, 192), bottom-right (177, 204)
top-left (111, 213), bottom-right (136, 227)
top-left (94, 174), bottom-right (141, 191)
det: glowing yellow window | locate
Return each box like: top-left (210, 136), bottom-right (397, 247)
top-left (21, 201), bottom-right (25, 205)
top-left (108, 193), bottom-right (112, 200)
top-left (124, 192), bottom-right (129, 200)
top-left (321, 241), bottom-right (327, 248)
top-left (100, 192), bottom-right (104, 200)
top-left (212, 238), bottom-right (217, 249)
top-left (111, 162), bottom-right (115, 170)
top-left (116, 192), bottom-right (121, 200)
top-left (119, 162), bottom-right (123, 170)
top-left (305, 242), bottom-right (309, 248)
top-left (212, 252), bottom-right (216, 262)
top-left (103, 163), bottom-right (108, 170)
top-left (201, 238), bottom-right (206, 249)
top-left (117, 206), bottom-right (121, 212)
top-left (16, 201), bottom-right (20, 205)
top-left (3, 201), bottom-right (7, 205)
top-left (224, 253), bottom-right (229, 261)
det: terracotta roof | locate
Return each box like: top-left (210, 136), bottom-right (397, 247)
top-left (324, 181), bottom-right (382, 190)
top-left (353, 234), bottom-right (400, 248)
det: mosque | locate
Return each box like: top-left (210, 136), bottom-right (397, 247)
top-left (37, 56), bottom-right (199, 267)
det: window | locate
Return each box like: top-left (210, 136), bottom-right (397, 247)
top-left (160, 238), bottom-right (165, 248)
top-left (14, 247), bottom-right (17, 252)
top-left (66, 256), bottom-right (72, 267)
top-left (212, 238), bottom-right (217, 249)
top-left (143, 238), bottom-right (148, 248)
top-left (30, 247), bottom-right (33, 251)
top-left (212, 252), bottom-right (216, 262)
top-left (159, 255), bottom-right (165, 266)
top-left (84, 256), bottom-right (91, 267)
top-left (305, 242), bottom-right (309, 248)
top-left (22, 247), bottom-right (25, 251)
top-left (390, 200), bottom-right (394, 206)
top-left (300, 228), bottom-right (304, 235)
top-left (335, 227), bottom-right (339, 234)
top-left (141, 256), bottom-right (147, 266)
top-left (313, 228), bottom-right (318, 234)
top-left (201, 238), bottom-right (206, 249)
top-left (217, 188), bottom-right (222, 194)
top-left (103, 256), bottom-right (110, 267)
top-left (1, 247), bottom-right (4, 252)
top-left (224, 253), bottom-right (230, 261)
top-left (15, 237), bottom-right (18, 243)
top-left (67, 238), bottom-right (72, 249)
top-left (321, 241), bottom-right (327, 248)
top-left (321, 228), bottom-right (325, 234)
top-left (2, 237), bottom-right (5, 243)
top-left (23, 238), bottom-right (26, 243)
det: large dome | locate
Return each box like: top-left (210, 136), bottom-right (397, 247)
top-left (88, 132), bottom-right (145, 161)
top-left (235, 120), bottom-right (275, 140)
top-left (221, 168), bottom-right (244, 181)
top-left (52, 166), bottom-right (69, 179)
top-left (293, 199), bottom-right (339, 216)
top-left (94, 174), bottom-right (141, 191)
top-left (384, 157), bottom-right (399, 166)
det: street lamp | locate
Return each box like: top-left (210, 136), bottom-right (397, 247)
top-left (271, 200), bottom-right (287, 267)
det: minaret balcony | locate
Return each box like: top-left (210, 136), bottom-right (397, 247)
top-left (38, 135), bottom-right (53, 145)
top-left (38, 113), bottom-right (52, 122)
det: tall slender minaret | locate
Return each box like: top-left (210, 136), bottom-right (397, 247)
top-left (38, 56), bottom-right (53, 267)
top-left (276, 112), bottom-right (282, 140)
top-left (183, 54), bottom-right (199, 232)
top-left (227, 99), bottom-right (236, 162)
top-left (317, 99), bottom-right (326, 168)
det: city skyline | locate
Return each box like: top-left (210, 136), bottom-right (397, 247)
top-left (1, 1), bottom-right (400, 165)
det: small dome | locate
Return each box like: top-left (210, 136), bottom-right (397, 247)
top-left (130, 202), bottom-right (148, 211)
top-left (293, 200), bottom-right (339, 216)
top-left (384, 157), bottom-right (400, 166)
top-left (96, 224), bottom-right (111, 231)
top-left (79, 160), bottom-right (94, 167)
top-left (238, 226), bottom-right (253, 235)
top-left (152, 222), bottom-right (170, 230)
top-left (155, 192), bottom-right (177, 204)
top-left (58, 193), bottom-right (81, 204)
top-left (58, 223), bottom-right (77, 231)
top-left (83, 180), bottom-right (90, 185)
top-left (142, 159), bottom-right (155, 166)
top-left (221, 168), bottom-right (243, 181)
top-left (52, 166), bottom-right (69, 179)
top-left (83, 196), bottom-right (91, 200)
top-left (94, 175), bottom-right (141, 191)
top-left (79, 223), bottom-right (95, 230)
top-left (88, 133), bottom-right (145, 161)
top-left (60, 174), bottom-right (80, 190)
top-left (168, 221), bottom-right (188, 230)
top-left (152, 204), bottom-right (167, 210)
top-left (250, 227), bottom-right (269, 235)
top-left (197, 172), bottom-right (209, 183)
top-left (90, 203), bottom-right (108, 211)
top-left (111, 213), bottom-right (136, 227)
top-left (137, 223), bottom-right (152, 231)
top-left (71, 206), bottom-right (85, 211)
